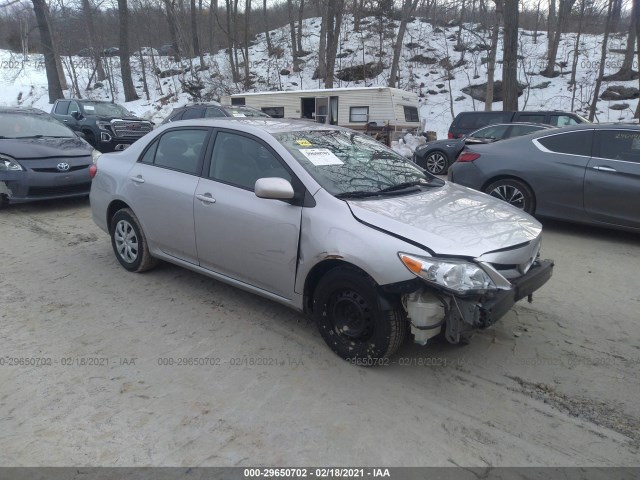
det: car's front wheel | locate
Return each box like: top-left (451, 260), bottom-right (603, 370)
top-left (313, 266), bottom-right (407, 363)
top-left (110, 208), bottom-right (157, 272)
top-left (424, 151), bottom-right (449, 175)
top-left (484, 178), bottom-right (535, 214)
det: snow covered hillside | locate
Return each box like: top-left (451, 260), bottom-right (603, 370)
top-left (0, 14), bottom-right (638, 139)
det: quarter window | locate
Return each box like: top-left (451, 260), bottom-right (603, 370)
top-left (153, 129), bottom-right (208, 174)
top-left (209, 131), bottom-right (291, 190)
top-left (350, 106), bottom-right (369, 123)
top-left (594, 130), bottom-right (640, 163)
top-left (537, 131), bottom-right (593, 157)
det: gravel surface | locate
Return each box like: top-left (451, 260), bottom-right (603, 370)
top-left (0, 197), bottom-right (638, 466)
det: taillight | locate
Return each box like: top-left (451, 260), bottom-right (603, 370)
top-left (447, 132), bottom-right (454, 139)
top-left (89, 164), bottom-right (97, 178)
top-left (457, 152), bottom-right (481, 163)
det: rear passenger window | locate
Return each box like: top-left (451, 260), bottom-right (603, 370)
top-left (594, 130), bottom-right (640, 163)
top-left (537, 131), bottom-right (593, 157)
top-left (205, 107), bottom-right (226, 118)
top-left (550, 115), bottom-right (579, 127)
top-left (152, 129), bottom-right (208, 174)
top-left (509, 125), bottom-right (543, 137)
top-left (456, 112), bottom-right (512, 130)
top-left (517, 114), bottom-right (545, 124)
top-left (54, 101), bottom-right (70, 115)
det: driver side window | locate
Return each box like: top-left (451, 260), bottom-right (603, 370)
top-left (209, 132), bottom-right (292, 190)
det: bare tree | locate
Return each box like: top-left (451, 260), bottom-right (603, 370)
top-left (502, 0), bottom-right (519, 110)
top-left (606, 0), bottom-right (637, 81)
top-left (485, 0), bottom-right (503, 110)
top-left (296, 0), bottom-right (304, 54)
top-left (569, 0), bottom-right (585, 111)
top-left (588, 0), bottom-right (613, 121)
top-left (191, 0), bottom-right (205, 69)
top-left (243, 0), bottom-right (251, 88)
top-left (287, 0), bottom-right (298, 58)
top-left (209, 0), bottom-right (217, 53)
top-left (542, 0), bottom-right (575, 77)
top-left (163, 0), bottom-right (182, 61)
top-left (31, 0), bottom-right (63, 103)
top-left (81, 0), bottom-right (105, 81)
top-left (388, 0), bottom-right (421, 88)
top-left (117, 0), bottom-right (139, 101)
top-left (262, 0), bottom-right (272, 54)
top-left (324, 0), bottom-right (344, 87)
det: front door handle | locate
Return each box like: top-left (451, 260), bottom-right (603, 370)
top-left (196, 193), bottom-right (216, 204)
top-left (592, 166), bottom-right (617, 173)
top-left (130, 175), bottom-right (145, 184)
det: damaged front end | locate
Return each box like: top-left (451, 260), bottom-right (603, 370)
top-left (387, 249), bottom-right (554, 345)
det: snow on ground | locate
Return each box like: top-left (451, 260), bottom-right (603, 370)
top-left (0, 15), bottom-right (638, 142)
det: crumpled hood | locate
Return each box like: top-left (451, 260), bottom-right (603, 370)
top-left (0, 137), bottom-right (93, 159)
top-left (347, 182), bottom-right (542, 258)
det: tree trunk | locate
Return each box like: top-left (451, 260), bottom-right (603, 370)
top-left (263, 0), bottom-right (272, 54)
top-left (297, 0), bottom-right (304, 54)
top-left (317, 0), bottom-right (327, 80)
top-left (209, 0), bottom-right (217, 53)
top-left (542, 0), bottom-right (575, 77)
top-left (569, 0), bottom-right (585, 111)
top-left (588, 0), bottom-right (613, 121)
top-left (287, 0), bottom-right (298, 58)
top-left (324, 0), bottom-right (344, 88)
top-left (502, 0), bottom-right (519, 110)
top-left (243, 0), bottom-right (251, 88)
top-left (31, 0), bottom-right (63, 103)
top-left (606, 0), bottom-right (636, 80)
top-left (191, 0), bottom-right (205, 69)
top-left (117, 0), bottom-right (139, 101)
top-left (485, 0), bottom-right (502, 110)
top-left (163, 0), bottom-right (181, 61)
top-left (81, 0), bottom-right (105, 81)
top-left (388, 0), bottom-right (420, 87)
top-left (224, 0), bottom-right (239, 81)
top-left (635, 0), bottom-right (640, 118)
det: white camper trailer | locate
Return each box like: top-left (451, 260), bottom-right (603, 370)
top-left (222, 87), bottom-right (421, 144)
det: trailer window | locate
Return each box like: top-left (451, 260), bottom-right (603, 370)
top-left (404, 106), bottom-right (419, 122)
top-left (350, 106), bottom-right (369, 123)
top-left (261, 107), bottom-right (284, 118)
top-left (231, 97), bottom-right (245, 106)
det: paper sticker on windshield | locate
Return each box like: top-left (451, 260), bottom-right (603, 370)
top-left (84, 105), bottom-right (95, 112)
top-left (299, 148), bottom-right (343, 166)
top-left (231, 113), bottom-right (246, 117)
top-left (296, 139), bottom-right (312, 147)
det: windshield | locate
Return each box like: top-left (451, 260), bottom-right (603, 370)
top-left (82, 102), bottom-right (132, 117)
top-left (0, 112), bottom-right (75, 138)
top-left (274, 130), bottom-right (443, 196)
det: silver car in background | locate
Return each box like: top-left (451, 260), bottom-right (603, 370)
top-left (90, 119), bottom-right (554, 363)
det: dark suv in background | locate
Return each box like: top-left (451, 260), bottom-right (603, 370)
top-left (447, 110), bottom-right (589, 138)
top-left (51, 99), bottom-right (153, 152)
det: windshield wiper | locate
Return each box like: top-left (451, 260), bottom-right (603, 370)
top-left (335, 190), bottom-right (382, 199)
top-left (15, 135), bottom-right (72, 139)
top-left (0, 135), bottom-right (17, 139)
top-left (377, 181), bottom-right (428, 193)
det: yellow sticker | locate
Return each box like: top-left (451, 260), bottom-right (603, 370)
top-left (296, 139), bottom-right (313, 146)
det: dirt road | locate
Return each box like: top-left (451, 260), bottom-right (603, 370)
top-left (0, 198), bottom-right (638, 466)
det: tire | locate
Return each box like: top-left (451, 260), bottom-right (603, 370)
top-left (110, 208), bottom-right (158, 272)
top-left (84, 130), bottom-right (97, 148)
top-left (424, 151), bottom-right (449, 175)
top-left (313, 266), bottom-right (407, 363)
top-left (484, 178), bottom-right (535, 214)
top-left (0, 194), bottom-right (7, 210)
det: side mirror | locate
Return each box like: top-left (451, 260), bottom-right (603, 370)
top-left (254, 177), bottom-right (295, 200)
top-left (71, 111), bottom-right (82, 120)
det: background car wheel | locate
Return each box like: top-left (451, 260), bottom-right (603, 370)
top-left (84, 131), bottom-right (97, 148)
top-left (484, 178), bottom-right (535, 214)
top-left (313, 266), bottom-right (407, 363)
top-left (424, 151), bottom-right (449, 175)
top-left (110, 208), bottom-right (158, 273)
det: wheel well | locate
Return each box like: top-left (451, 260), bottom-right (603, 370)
top-left (303, 260), bottom-right (371, 314)
top-left (106, 200), bottom-right (131, 230)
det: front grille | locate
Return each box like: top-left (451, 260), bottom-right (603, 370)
top-left (28, 183), bottom-right (91, 197)
top-left (111, 120), bottom-right (152, 139)
top-left (32, 165), bottom-right (89, 173)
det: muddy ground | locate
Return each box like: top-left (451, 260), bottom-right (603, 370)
top-left (0, 197), bottom-right (638, 466)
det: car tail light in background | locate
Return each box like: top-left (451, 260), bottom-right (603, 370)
top-left (447, 132), bottom-right (454, 139)
top-left (457, 152), bottom-right (481, 163)
top-left (89, 164), bottom-right (97, 178)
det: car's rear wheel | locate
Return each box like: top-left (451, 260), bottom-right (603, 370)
top-left (484, 178), bottom-right (535, 214)
top-left (313, 266), bottom-right (406, 364)
top-left (110, 208), bottom-right (157, 272)
top-left (424, 151), bottom-right (449, 175)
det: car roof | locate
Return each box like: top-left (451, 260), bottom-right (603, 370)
top-left (472, 122), bottom-right (554, 130)
top-left (0, 106), bottom-right (47, 115)
top-left (159, 117), bottom-right (349, 135)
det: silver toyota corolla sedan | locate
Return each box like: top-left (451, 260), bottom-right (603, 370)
top-left (90, 119), bottom-right (553, 363)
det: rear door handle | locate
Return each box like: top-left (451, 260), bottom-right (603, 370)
top-left (592, 166), bottom-right (617, 172)
top-left (196, 193), bottom-right (216, 204)
top-left (130, 175), bottom-right (145, 184)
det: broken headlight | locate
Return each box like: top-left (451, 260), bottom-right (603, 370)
top-left (0, 154), bottom-right (23, 171)
top-left (399, 252), bottom-right (497, 294)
